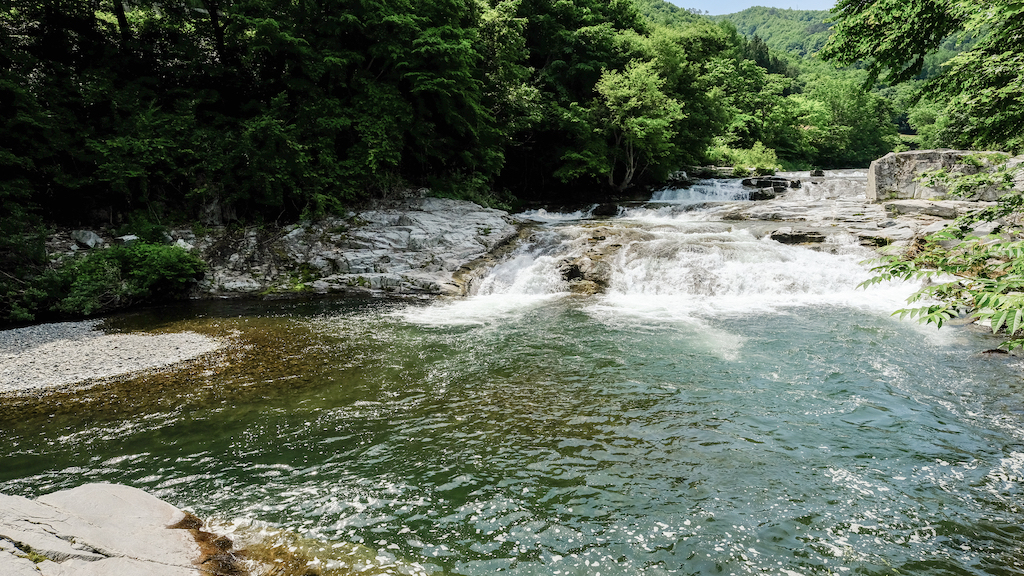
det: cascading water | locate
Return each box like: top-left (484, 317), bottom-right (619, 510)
top-left (649, 179), bottom-right (750, 204)
top-left (3, 176), bottom-right (1023, 576)
top-left (454, 209), bottom-right (910, 318)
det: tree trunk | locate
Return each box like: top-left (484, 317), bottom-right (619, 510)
top-left (112, 0), bottom-right (132, 49)
top-left (201, 0), bottom-right (227, 64)
top-left (617, 140), bottom-right (636, 191)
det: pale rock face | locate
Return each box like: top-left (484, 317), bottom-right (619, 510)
top-left (0, 483), bottom-right (202, 575)
top-left (867, 150), bottom-right (1024, 201)
top-left (186, 197), bottom-right (518, 298)
top-left (70, 230), bottom-right (104, 249)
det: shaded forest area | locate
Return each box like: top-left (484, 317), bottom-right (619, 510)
top-left (2, 0), bottom-right (901, 229)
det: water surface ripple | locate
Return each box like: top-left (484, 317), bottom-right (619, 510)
top-left (2, 216), bottom-right (1024, 576)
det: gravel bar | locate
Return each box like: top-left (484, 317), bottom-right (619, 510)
top-left (0, 320), bottom-right (222, 394)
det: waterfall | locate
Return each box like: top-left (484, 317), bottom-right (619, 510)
top-left (459, 222), bottom-right (910, 314)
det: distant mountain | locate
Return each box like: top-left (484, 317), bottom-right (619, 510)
top-left (712, 7), bottom-right (832, 56)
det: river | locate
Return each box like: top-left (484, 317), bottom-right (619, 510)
top-left (2, 180), bottom-right (1024, 575)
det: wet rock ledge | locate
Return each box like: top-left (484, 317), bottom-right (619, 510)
top-left (0, 483), bottom-right (237, 576)
top-left (48, 197), bottom-right (518, 300)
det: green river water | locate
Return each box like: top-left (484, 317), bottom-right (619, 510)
top-left (2, 204), bottom-right (1024, 575)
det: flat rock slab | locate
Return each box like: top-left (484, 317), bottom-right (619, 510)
top-left (769, 227), bottom-right (828, 244)
top-left (883, 199), bottom-right (995, 219)
top-left (0, 484), bottom-right (201, 576)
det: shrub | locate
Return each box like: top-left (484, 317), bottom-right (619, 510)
top-left (2, 242), bottom-right (206, 322)
top-left (707, 140), bottom-right (781, 175)
top-left (863, 161), bottom-right (1024, 350)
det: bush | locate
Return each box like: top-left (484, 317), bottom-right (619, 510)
top-left (862, 161), bottom-right (1024, 350)
top-left (116, 213), bottom-right (171, 244)
top-left (2, 242), bottom-right (206, 323)
top-left (707, 140), bottom-right (781, 175)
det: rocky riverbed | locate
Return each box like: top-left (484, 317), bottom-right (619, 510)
top-left (4, 152), bottom-right (1024, 575)
top-left (0, 320), bottom-right (222, 395)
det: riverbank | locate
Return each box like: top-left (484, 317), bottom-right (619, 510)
top-left (4, 177), bottom-right (1024, 574)
top-left (4, 160), bottom-right (1018, 396)
top-left (0, 320), bottom-right (222, 396)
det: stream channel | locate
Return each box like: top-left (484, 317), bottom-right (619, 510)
top-left (3, 179), bottom-right (1024, 575)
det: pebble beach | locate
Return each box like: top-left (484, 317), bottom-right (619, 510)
top-left (0, 320), bottom-right (222, 394)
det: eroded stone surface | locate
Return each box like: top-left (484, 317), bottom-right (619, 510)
top-left (866, 150), bottom-right (1024, 201)
top-left (0, 484), bottom-right (203, 576)
top-left (186, 197), bottom-right (517, 298)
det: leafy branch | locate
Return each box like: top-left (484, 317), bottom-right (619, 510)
top-left (862, 161), bottom-right (1024, 350)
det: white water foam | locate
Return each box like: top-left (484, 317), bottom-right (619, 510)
top-left (397, 232), bottom-right (571, 326)
top-left (650, 180), bottom-right (749, 204)
top-left (404, 206), bottom-right (919, 328)
top-left (394, 293), bottom-right (565, 327)
top-left (517, 206), bottom-right (597, 222)
top-left (598, 228), bottom-right (914, 319)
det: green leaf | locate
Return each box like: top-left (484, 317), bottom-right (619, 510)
top-left (993, 309), bottom-right (1011, 334)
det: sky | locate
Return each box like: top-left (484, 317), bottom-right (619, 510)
top-left (667, 0), bottom-right (836, 16)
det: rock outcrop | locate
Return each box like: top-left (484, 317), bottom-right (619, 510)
top-left (45, 197), bottom-right (518, 300)
top-left (70, 230), bottom-right (104, 249)
top-left (0, 483), bottom-right (215, 575)
top-left (866, 149), bottom-right (1024, 201)
top-left (554, 225), bottom-right (642, 293)
top-left (187, 197), bottom-right (517, 297)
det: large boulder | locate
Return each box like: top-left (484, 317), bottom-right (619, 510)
top-left (70, 230), bottom-right (104, 249)
top-left (0, 483), bottom-right (206, 575)
top-left (866, 150), bottom-right (1024, 202)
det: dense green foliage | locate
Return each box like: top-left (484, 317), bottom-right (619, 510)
top-left (3, 242), bottom-right (206, 322)
top-left (823, 0), bottom-right (1024, 154)
top-left (0, 0), bottom-right (907, 226)
top-left (1, 0), bottom-right (916, 323)
top-left (712, 7), bottom-right (832, 57)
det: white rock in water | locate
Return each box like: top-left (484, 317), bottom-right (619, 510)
top-left (0, 483), bottom-right (203, 575)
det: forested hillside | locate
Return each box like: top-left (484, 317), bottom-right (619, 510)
top-left (0, 0), bottom-right (900, 220)
top-left (712, 7), bottom-right (831, 56)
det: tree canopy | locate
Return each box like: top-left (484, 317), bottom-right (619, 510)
top-left (712, 7), bottom-right (833, 57)
top-left (822, 0), bottom-right (1024, 153)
